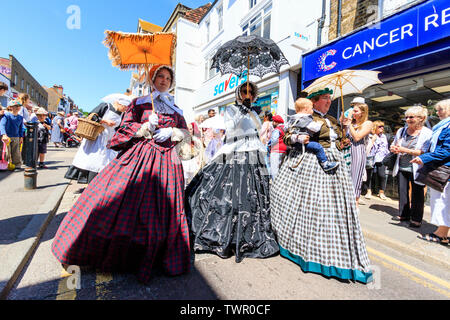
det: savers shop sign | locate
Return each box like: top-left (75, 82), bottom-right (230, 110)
top-left (302, 0), bottom-right (450, 82)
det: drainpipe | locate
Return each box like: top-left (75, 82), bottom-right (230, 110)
top-left (337, 0), bottom-right (342, 37)
top-left (317, 0), bottom-right (326, 46)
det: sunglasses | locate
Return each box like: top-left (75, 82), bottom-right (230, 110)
top-left (405, 116), bottom-right (417, 119)
top-left (377, 126), bottom-right (384, 128)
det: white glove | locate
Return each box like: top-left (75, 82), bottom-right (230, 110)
top-left (153, 127), bottom-right (173, 143)
top-left (135, 122), bottom-right (153, 139)
top-left (148, 113), bottom-right (159, 131)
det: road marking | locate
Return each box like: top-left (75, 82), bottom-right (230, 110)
top-left (96, 272), bottom-right (113, 300)
top-left (368, 247), bottom-right (450, 297)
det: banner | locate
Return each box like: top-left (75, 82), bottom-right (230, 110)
top-left (0, 58), bottom-right (11, 79)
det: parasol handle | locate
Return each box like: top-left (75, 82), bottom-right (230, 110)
top-left (247, 47), bottom-right (250, 95)
top-left (143, 51), bottom-right (155, 113)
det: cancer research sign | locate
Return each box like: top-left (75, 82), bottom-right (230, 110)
top-left (302, 0), bottom-right (450, 83)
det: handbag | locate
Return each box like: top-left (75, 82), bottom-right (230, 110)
top-left (382, 152), bottom-right (397, 170)
top-left (366, 155), bottom-right (375, 169)
top-left (415, 164), bottom-right (450, 192)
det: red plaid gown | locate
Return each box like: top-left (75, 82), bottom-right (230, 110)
top-left (51, 99), bottom-right (191, 283)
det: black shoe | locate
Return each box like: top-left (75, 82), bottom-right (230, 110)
top-left (392, 216), bottom-right (410, 222)
top-left (409, 221), bottom-right (422, 228)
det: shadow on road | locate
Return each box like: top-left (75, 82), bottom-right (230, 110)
top-left (7, 264), bottom-right (219, 300)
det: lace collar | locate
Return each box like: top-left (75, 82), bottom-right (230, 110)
top-left (136, 91), bottom-right (183, 115)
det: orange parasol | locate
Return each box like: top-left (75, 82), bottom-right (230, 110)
top-left (103, 30), bottom-right (176, 109)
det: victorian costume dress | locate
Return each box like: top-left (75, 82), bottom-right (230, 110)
top-left (185, 82), bottom-right (279, 262)
top-left (269, 89), bottom-right (373, 283)
top-left (52, 66), bottom-right (192, 283)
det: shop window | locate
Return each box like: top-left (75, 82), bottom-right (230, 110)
top-left (380, 0), bottom-right (420, 18)
top-left (205, 59), bottom-right (219, 81)
top-left (205, 19), bottom-right (210, 43)
top-left (263, 16), bottom-right (271, 39)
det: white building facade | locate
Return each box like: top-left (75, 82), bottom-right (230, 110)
top-left (172, 0), bottom-right (328, 123)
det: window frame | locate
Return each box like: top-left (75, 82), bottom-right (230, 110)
top-left (241, 3), bottom-right (272, 39)
top-left (217, 4), bottom-right (223, 32)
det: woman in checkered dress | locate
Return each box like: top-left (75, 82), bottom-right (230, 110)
top-left (185, 81), bottom-right (279, 262)
top-left (51, 65), bottom-right (192, 283)
top-left (270, 88), bottom-right (373, 284)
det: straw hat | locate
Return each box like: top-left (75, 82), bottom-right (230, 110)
top-left (8, 99), bottom-right (22, 107)
top-left (35, 107), bottom-right (48, 115)
top-left (57, 111), bottom-right (65, 116)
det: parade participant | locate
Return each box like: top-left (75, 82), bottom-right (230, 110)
top-left (64, 94), bottom-right (131, 184)
top-left (51, 64), bottom-right (192, 283)
top-left (270, 87), bottom-right (373, 284)
top-left (286, 98), bottom-right (339, 172)
top-left (185, 81), bottom-right (279, 263)
top-left (35, 108), bottom-right (51, 169)
top-left (51, 111), bottom-right (65, 148)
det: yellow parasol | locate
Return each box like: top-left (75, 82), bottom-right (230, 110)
top-left (103, 30), bottom-right (177, 109)
top-left (304, 69), bottom-right (383, 115)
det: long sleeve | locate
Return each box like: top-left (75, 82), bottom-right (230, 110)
top-left (419, 128), bottom-right (450, 166)
top-left (224, 106), bottom-right (245, 131)
top-left (0, 116), bottom-right (6, 136)
top-left (109, 99), bottom-right (143, 152)
top-left (89, 103), bottom-right (110, 122)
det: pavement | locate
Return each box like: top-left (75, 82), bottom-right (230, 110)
top-left (0, 145), bottom-right (77, 299)
top-left (0, 146), bottom-right (449, 300)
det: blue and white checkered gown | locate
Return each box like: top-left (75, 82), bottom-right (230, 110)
top-left (270, 145), bottom-right (373, 283)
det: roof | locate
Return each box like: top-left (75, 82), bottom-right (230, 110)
top-left (138, 19), bottom-right (163, 33)
top-left (184, 3), bottom-right (213, 24)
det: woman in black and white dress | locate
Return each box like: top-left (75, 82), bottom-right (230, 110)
top-left (185, 81), bottom-right (279, 262)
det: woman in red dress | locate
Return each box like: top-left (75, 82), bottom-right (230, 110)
top-left (51, 65), bottom-right (191, 283)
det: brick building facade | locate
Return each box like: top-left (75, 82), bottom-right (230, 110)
top-left (9, 55), bottom-right (48, 108)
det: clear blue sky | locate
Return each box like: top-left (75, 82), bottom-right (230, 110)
top-left (1, 0), bottom-right (210, 112)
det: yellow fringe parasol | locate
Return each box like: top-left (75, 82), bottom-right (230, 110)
top-left (103, 31), bottom-right (176, 70)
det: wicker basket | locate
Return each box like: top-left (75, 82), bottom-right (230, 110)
top-left (75, 113), bottom-right (105, 141)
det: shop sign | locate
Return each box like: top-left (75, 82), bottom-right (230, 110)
top-left (213, 70), bottom-right (248, 97)
top-left (302, 0), bottom-right (450, 83)
top-left (0, 58), bottom-right (11, 79)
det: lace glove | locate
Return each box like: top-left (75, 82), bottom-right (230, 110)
top-left (135, 113), bottom-right (159, 139)
top-left (153, 127), bottom-right (173, 143)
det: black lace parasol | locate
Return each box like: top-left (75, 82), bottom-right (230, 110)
top-left (211, 35), bottom-right (289, 78)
